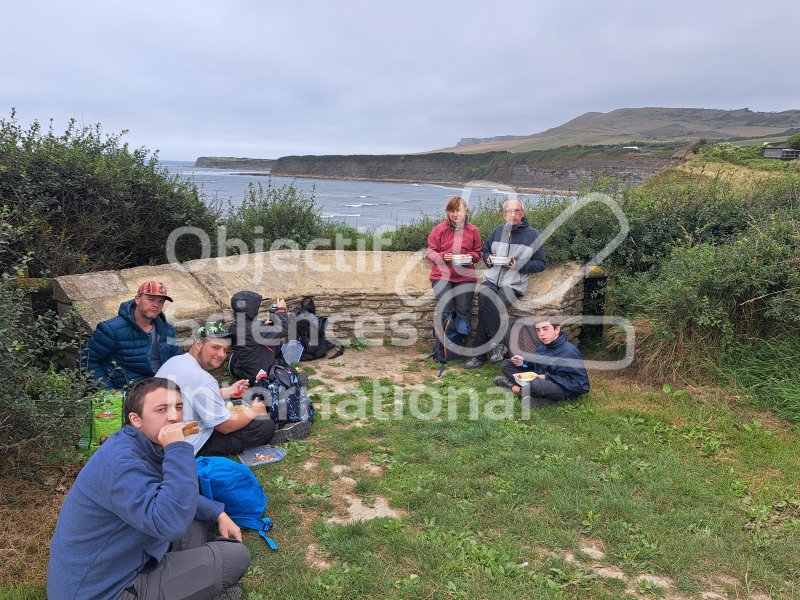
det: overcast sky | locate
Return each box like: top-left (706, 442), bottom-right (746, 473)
top-left (2, 0), bottom-right (798, 160)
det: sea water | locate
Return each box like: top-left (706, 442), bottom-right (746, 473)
top-left (161, 160), bottom-right (540, 230)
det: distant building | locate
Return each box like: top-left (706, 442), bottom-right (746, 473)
top-left (763, 142), bottom-right (800, 160)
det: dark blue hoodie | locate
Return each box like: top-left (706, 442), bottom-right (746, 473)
top-left (522, 331), bottom-right (590, 399)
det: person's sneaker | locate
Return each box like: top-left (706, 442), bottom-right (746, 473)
top-left (212, 584), bottom-right (243, 600)
top-left (493, 376), bottom-right (514, 390)
top-left (487, 342), bottom-right (508, 364)
top-left (463, 357), bottom-right (485, 369)
top-left (270, 420), bottom-right (312, 444)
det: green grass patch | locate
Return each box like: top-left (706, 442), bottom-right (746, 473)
top-left (241, 369), bottom-right (800, 599)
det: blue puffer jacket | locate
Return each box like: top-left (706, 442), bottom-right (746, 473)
top-left (523, 332), bottom-right (590, 399)
top-left (83, 300), bottom-right (179, 389)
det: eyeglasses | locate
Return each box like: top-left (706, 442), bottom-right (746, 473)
top-left (503, 209), bottom-right (523, 214)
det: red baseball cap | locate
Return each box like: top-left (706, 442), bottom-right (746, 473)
top-left (137, 280), bottom-right (173, 302)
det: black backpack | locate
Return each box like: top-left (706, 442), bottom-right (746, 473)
top-left (293, 297), bottom-right (343, 361)
top-left (251, 364), bottom-right (315, 427)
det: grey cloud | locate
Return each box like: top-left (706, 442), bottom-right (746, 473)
top-left (3, 0), bottom-right (798, 159)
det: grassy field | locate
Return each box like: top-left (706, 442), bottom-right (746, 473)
top-left (2, 349), bottom-right (799, 600)
top-left (243, 359), bottom-right (799, 599)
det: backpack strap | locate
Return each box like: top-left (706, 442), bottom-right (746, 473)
top-left (236, 516), bottom-right (277, 551)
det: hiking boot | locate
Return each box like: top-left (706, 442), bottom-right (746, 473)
top-left (463, 357), bottom-right (485, 369)
top-left (212, 584), bottom-right (243, 600)
top-left (270, 420), bottom-right (312, 444)
top-left (487, 343), bottom-right (508, 365)
top-left (493, 376), bottom-right (515, 390)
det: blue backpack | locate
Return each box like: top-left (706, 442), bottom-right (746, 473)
top-left (195, 456), bottom-right (277, 550)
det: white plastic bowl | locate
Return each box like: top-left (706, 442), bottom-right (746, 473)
top-left (491, 255), bottom-right (511, 266)
top-left (512, 372), bottom-right (538, 385)
top-left (452, 254), bottom-right (472, 265)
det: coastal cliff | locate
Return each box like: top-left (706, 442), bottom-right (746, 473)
top-left (195, 156), bottom-right (275, 170)
top-left (269, 148), bottom-right (678, 191)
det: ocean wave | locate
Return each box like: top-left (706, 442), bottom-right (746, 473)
top-left (323, 213), bottom-right (361, 218)
top-left (343, 202), bottom-right (390, 208)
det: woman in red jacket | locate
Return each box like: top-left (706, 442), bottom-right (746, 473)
top-left (426, 196), bottom-right (482, 327)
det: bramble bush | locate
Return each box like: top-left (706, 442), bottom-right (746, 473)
top-left (0, 278), bottom-right (93, 455)
top-left (0, 110), bottom-right (217, 278)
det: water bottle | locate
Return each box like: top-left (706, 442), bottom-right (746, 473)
top-left (270, 302), bottom-right (278, 312)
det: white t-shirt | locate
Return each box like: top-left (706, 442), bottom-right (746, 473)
top-left (155, 353), bottom-right (231, 454)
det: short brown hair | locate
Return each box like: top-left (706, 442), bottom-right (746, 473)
top-left (445, 196), bottom-right (467, 213)
top-left (124, 377), bottom-right (181, 424)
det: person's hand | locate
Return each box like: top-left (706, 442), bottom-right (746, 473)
top-left (249, 398), bottom-right (268, 416)
top-left (486, 255), bottom-right (494, 266)
top-left (276, 298), bottom-right (287, 309)
top-left (216, 512), bottom-right (242, 541)
top-left (443, 252), bottom-right (453, 262)
top-left (157, 423), bottom-right (185, 447)
top-left (234, 379), bottom-right (249, 397)
top-left (508, 256), bottom-right (517, 269)
top-left (511, 354), bottom-right (524, 367)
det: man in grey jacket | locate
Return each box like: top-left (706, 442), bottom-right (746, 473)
top-left (464, 199), bottom-right (546, 368)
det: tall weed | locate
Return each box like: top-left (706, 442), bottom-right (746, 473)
top-left (717, 337), bottom-right (800, 422)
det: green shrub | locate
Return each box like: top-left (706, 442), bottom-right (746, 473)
top-left (0, 111), bottom-right (218, 278)
top-left (0, 278), bottom-right (93, 454)
top-left (220, 180), bottom-right (328, 252)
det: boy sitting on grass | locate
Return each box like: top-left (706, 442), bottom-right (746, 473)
top-left (494, 317), bottom-right (590, 407)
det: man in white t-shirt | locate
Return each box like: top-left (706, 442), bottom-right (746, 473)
top-left (156, 321), bottom-right (277, 456)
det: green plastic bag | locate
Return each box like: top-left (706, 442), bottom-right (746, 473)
top-left (79, 390), bottom-right (125, 450)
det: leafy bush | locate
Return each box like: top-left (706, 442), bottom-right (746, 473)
top-left (0, 111), bottom-right (218, 278)
top-left (788, 133), bottom-right (800, 150)
top-left (0, 279), bottom-right (93, 454)
top-left (219, 181), bottom-right (329, 252)
top-left (604, 164), bottom-right (800, 383)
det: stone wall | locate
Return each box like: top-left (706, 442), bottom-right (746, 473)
top-left (54, 251), bottom-right (595, 348)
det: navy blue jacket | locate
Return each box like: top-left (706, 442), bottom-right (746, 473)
top-left (523, 331), bottom-right (590, 399)
top-left (83, 299), bottom-right (179, 389)
top-left (482, 217), bottom-right (546, 294)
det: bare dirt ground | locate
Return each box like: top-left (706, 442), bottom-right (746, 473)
top-left (305, 343), bottom-right (437, 395)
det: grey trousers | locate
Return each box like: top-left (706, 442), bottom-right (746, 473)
top-left (118, 520), bottom-right (251, 600)
top-left (431, 279), bottom-right (475, 324)
top-left (500, 359), bottom-right (567, 403)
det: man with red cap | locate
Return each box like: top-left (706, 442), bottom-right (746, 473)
top-left (84, 280), bottom-right (180, 389)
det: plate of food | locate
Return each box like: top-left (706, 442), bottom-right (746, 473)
top-left (239, 445), bottom-right (287, 466)
top-left (512, 372), bottom-right (538, 385)
top-left (451, 254), bottom-right (472, 265)
top-left (491, 255), bottom-right (511, 266)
